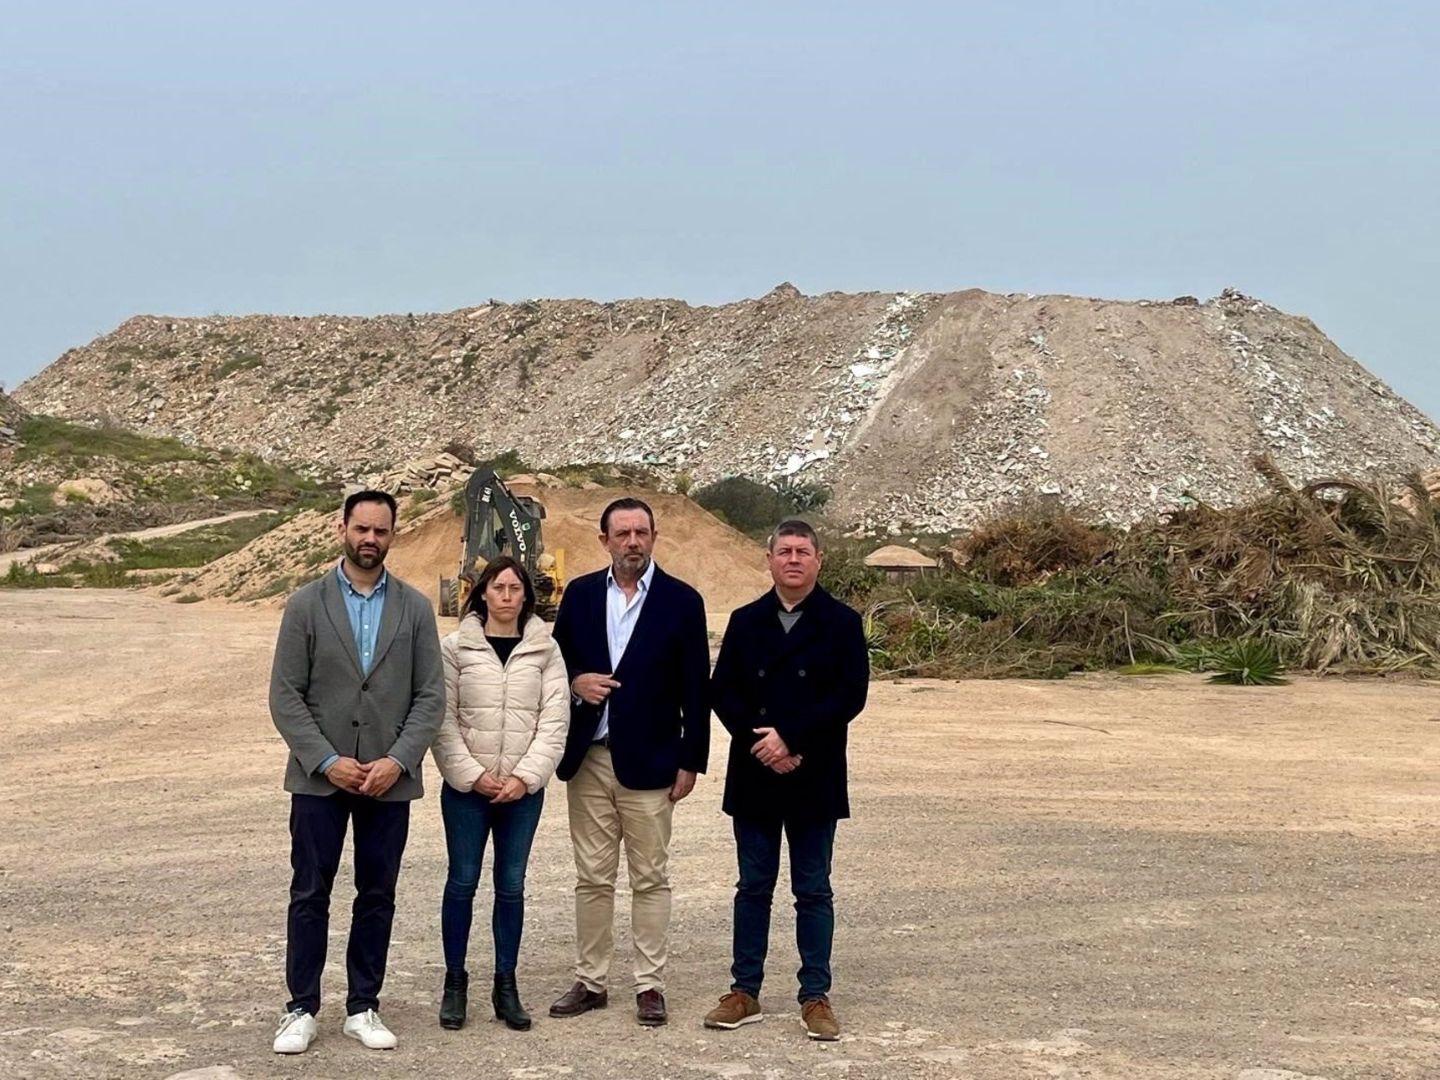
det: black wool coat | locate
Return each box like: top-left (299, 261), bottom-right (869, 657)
top-left (711, 585), bottom-right (869, 821)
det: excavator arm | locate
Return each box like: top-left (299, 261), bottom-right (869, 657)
top-left (439, 467), bottom-right (564, 618)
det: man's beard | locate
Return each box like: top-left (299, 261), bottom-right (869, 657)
top-left (345, 541), bottom-right (387, 570)
top-left (613, 552), bottom-right (650, 575)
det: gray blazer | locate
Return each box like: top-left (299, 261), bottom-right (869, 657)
top-left (269, 568), bottom-right (445, 801)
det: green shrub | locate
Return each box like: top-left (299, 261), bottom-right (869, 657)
top-left (770, 476), bottom-right (831, 512)
top-left (817, 544), bottom-right (883, 604)
top-left (1208, 638), bottom-right (1289, 686)
top-left (693, 476), bottom-right (797, 535)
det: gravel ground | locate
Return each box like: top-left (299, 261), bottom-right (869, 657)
top-left (2, 589), bottom-right (1437, 1080)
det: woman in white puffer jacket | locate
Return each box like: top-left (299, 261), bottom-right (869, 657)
top-left (430, 556), bottom-right (569, 1034)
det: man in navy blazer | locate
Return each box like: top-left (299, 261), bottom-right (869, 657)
top-left (548, 497), bottom-right (710, 1027)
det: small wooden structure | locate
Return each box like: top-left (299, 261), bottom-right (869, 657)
top-left (864, 544), bottom-right (939, 583)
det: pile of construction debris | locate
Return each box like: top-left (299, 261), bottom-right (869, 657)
top-left (362, 452), bottom-right (473, 494)
top-left (16, 285), bottom-right (1440, 529)
top-left (0, 389), bottom-right (27, 449)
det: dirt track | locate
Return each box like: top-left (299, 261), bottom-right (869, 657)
top-left (2, 590), bottom-right (1438, 1080)
top-left (0, 510), bottom-right (278, 575)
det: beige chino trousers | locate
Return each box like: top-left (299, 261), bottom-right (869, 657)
top-left (567, 744), bottom-right (675, 993)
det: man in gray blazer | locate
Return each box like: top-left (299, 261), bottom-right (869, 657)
top-left (268, 489), bottom-right (445, 1054)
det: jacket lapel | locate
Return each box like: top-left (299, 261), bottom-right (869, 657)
top-left (612, 565), bottom-right (665, 679)
top-left (321, 571), bottom-right (365, 678)
top-left (368, 576), bottom-right (404, 673)
top-left (591, 571), bottom-right (611, 669)
top-left (767, 589), bottom-right (825, 664)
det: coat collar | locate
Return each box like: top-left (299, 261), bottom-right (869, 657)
top-left (456, 610), bottom-right (556, 659)
top-left (762, 584), bottom-right (830, 662)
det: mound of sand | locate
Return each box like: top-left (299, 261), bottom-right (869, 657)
top-left (162, 484), bottom-right (773, 620)
top-left (387, 483), bottom-right (771, 619)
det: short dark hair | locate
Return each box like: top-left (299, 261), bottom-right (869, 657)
top-left (344, 489), bottom-right (398, 525)
top-left (600, 497), bottom-right (655, 535)
top-left (768, 518), bottom-right (822, 553)
top-left (464, 556), bottom-right (537, 630)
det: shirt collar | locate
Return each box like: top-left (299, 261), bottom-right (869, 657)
top-left (606, 558), bottom-right (656, 593)
top-left (337, 561), bottom-right (388, 597)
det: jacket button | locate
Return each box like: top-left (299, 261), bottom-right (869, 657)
top-left (758, 707), bottom-right (767, 717)
top-left (798, 669), bottom-right (806, 677)
top-left (758, 668), bottom-right (765, 677)
top-left (351, 720), bottom-right (360, 728)
top-left (361, 682), bottom-right (370, 692)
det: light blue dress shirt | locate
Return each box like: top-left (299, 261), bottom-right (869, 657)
top-left (338, 561), bottom-right (388, 674)
top-left (317, 562), bottom-right (399, 778)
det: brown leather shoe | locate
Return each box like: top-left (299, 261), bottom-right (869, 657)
top-left (703, 990), bottom-right (762, 1029)
top-left (801, 996), bottom-right (839, 1041)
top-left (636, 989), bottom-right (668, 1026)
top-left (548, 981), bottom-right (608, 1018)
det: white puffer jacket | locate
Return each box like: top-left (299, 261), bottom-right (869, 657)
top-left (431, 612), bottom-right (570, 794)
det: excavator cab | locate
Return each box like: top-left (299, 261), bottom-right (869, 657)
top-left (439, 467), bottom-right (566, 619)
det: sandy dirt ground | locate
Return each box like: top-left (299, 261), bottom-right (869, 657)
top-left (2, 590), bottom-right (1438, 1080)
top-left (384, 482), bottom-right (774, 621)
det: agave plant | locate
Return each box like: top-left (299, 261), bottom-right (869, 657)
top-left (1208, 638), bottom-right (1289, 686)
top-left (861, 607), bottom-right (891, 669)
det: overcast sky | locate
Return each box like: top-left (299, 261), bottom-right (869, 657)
top-left (3, 1), bottom-right (1436, 419)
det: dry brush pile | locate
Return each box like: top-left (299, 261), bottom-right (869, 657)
top-left (830, 459), bottom-right (1440, 680)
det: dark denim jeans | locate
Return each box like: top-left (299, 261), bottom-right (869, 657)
top-left (730, 815), bottom-right (837, 1003)
top-left (286, 792), bottom-right (410, 1017)
top-left (440, 783), bottom-right (545, 975)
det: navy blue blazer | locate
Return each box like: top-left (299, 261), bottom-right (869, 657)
top-left (552, 563), bottom-right (711, 790)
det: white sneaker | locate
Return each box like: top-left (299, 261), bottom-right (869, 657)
top-left (343, 1008), bottom-right (398, 1049)
top-left (272, 1008), bottom-right (317, 1054)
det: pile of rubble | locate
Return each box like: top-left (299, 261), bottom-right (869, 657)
top-left (15, 285), bottom-right (1440, 530)
top-left (0, 389), bottom-right (27, 449)
top-left (362, 452), bottom-right (473, 494)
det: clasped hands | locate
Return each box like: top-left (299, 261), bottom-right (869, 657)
top-left (324, 756), bottom-right (402, 797)
top-left (473, 771), bottom-right (528, 803)
top-left (752, 726), bottom-right (802, 774)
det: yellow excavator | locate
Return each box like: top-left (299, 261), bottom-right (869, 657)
top-left (439, 467), bottom-right (566, 619)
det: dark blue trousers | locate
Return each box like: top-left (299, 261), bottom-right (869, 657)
top-left (440, 784), bottom-right (545, 975)
top-left (730, 815), bottom-right (838, 1003)
top-left (285, 792), bottom-right (410, 1017)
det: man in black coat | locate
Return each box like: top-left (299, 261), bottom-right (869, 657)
top-left (547, 497), bottom-right (710, 1027)
top-left (704, 519), bottom-right (868, 1041)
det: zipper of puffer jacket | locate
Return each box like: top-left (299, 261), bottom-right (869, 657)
top-left (495, 639), bottom-right (508, 780)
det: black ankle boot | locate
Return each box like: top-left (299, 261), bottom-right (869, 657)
top-left (493, 972), bottom-right (531, 1030)
top-left (440, 969), bottom-right (468, 1030)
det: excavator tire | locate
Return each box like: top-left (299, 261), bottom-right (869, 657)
top-left (438, 577), bottom-right (460, 618)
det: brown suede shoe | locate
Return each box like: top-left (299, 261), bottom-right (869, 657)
top-left (801, 996), bottom-right (840, 1041)
top-left (703, 990), bottom-right (763, 1030)
top-left (636, 989), bottom-right (668, 1026)
top-left (548, 982), bottom-right (608, 1018)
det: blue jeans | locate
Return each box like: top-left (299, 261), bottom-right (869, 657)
top-left (730, 815), bottom-right (837, 1003)
top-left (440, 784), bottom-right (545, 975)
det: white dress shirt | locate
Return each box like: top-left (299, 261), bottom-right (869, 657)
top-left (595, 559), bottom-right (656, 741)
